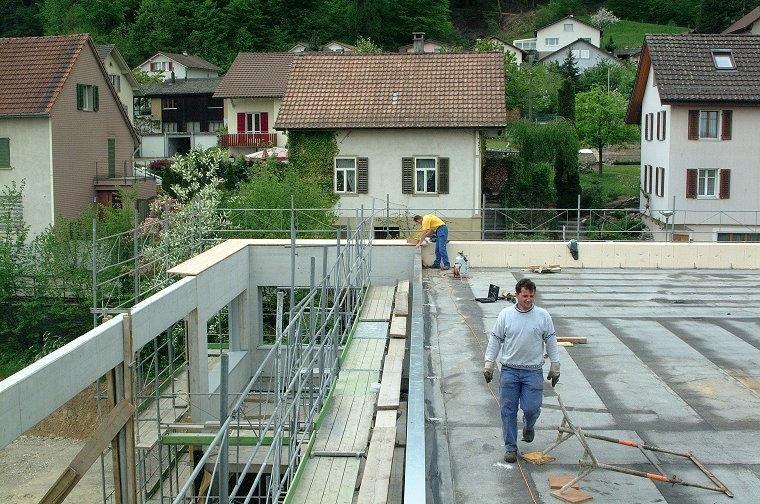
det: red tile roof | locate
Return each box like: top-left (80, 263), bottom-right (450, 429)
top-left (0, 34), bottom-right (89, 116)
top-left (275, 52), bottom-right (507, 130)
top-left (214, 52), bottom-right (295, 98)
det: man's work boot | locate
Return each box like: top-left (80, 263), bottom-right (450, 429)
top-left (522, 429), bottom-right (534, 443)
top-left (503, 451), bottom-right (518, 463)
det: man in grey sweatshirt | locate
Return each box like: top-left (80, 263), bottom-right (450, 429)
top-left (483, 278), bottom-right (560, 463)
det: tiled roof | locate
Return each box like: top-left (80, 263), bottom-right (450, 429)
top-left (646, 34), bottom-right (760, 102)
top-left (0, 34), bottom-right (89, 116)
top-left (138, 77), bottom-right (222, 96)
top-left (135, 51), bottom-right (221, 72)
top-left (214, 53), bottom-right (295, 98)
top-left (275, 52), bottom-right (507, 130)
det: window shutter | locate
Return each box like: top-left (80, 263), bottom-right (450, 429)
top-left (0, 138), bottom-right (10, 168)
top-left (657, 167), bottom-right (664, 196)
top-left (150, 63), bottom-right (155, 72)
top-left (719, 169), bottom-right (731, 199)
top-left (438, 157), bottom-right (449, 194)
top-left (237, 113), bottom-right (245, 133)
top-left (660, 111), bottom-right (666, 140)
top-left (261, 112), bottom-right (269, 134)
top-left (647, 165), bottom-right (653, 192)
top-left (108, 139), bottom-right (116, 177)
top-left (169, 62), bottom-right (174, 71)
top-left (402, 158), bottom-right (413, 194)
top-left (357, 157), bottom-right (368, 194)
top-left (688, 110), bottom-right (699, 140)
top-left (655, 112), bottom-right (660, 141)
top-left (644, 113), bottom-right (650, 141)
top-left (76, 84), bottom-right (84, 110)
top-left (93, 86), bottom-right (99, 111)
top-left (721, 110), bottom-right (732, 140)
top-left (686, 169), bottom-right (697, 198)
top-left (642, 165), bottom-right (648, 192)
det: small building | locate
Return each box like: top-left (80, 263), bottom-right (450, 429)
top-left (398, 32), bottom-right (449, 53)
top-left (0, 34), bottom-right (156, 238)
top-left (514, 14), bottom-right (601, 58)
top-left (540, 38), bottom-right (620, 70)
top-left (487, 36), bottom-right (525, 64)
top-left (134, 51), bottom-right (221, 81)
top-left (97, 44), bottom-right (140, 125)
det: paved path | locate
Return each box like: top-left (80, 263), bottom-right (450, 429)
top-left (422, 268), bottom-right (760, 504)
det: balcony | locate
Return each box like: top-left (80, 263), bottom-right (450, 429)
top-left (219, 132), bottom-right (277, 148)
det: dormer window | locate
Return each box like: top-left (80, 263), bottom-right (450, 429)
top-left (711, 49), bottom-right (736, 70)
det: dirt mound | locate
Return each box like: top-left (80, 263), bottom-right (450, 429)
top-left (25, 383), bottom-right (105, 440)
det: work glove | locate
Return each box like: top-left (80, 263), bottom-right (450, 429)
top-left (483, 361), bottom-right (494, 384)
top-left (547, 363), bottom-right (560, 387)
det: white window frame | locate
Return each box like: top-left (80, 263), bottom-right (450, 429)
top-left (698, 168), bottom-right (718, 197)
top-left (245, 113), bottom-right (262, 133)
top-left (186, 121), bottom-right (201, 133)
top-left (699, 111), bottom-right (719, 139)
top-left (81, 85), bottom-right (97, 111)
top-left (415, 157), bottom-right (437, 194)
top-left (711, 49), bottom-right (736, 70)
top-left (335, 157), bottom-right (357, 194)
top-left (545, 38), bottom-right (560, 46)
top-left (163, 122), bottom-right (178, 133)
top-left (162, 98), bottom-right (177, 110)
top-left (564, 23), bottom-right (574, 31)
top-left (110, 74), bottom-right (121, 92)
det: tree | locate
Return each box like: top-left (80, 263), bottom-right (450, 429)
top-left (575, 85), bottom-right (639, 176)
top-left (590, 7), bottom-right (620, 30)
top-left (355, 36), bottom-right (382, 53)
top-left (577, 61), bottom-right (637, 97)
top-left (557, 77), bottom-right (575, 123)
top-left (696, 0), bottom-right (743, 33)
top-left (558, 49), bottom-right (579, 87)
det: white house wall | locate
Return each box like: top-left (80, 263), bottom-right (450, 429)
top-left (225, 97), bottom-right (287, 148)
top-left (333, 128), bottom-right (481, 220)
top-left (0, 117), bottom-right (54, 237)
top-left (640, 66), bottom-right (671, 214)
top-left (536, 19), bottom-right (600, 53)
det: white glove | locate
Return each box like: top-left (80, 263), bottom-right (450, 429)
top-left (547, 362), bottom-right (560, 387)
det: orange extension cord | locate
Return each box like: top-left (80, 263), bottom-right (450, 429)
top-left (448, 285), bottom-right (540, 504)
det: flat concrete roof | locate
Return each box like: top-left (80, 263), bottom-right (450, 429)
top-left (423, 267), bottom-right (760, 504)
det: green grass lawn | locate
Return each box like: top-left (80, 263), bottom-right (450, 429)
top-left (599, 19), bottom-right (689, 48)
top-left (581, 163), bottom-right (641, 202)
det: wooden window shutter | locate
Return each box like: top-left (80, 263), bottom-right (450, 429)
top-left (237, 113), bottom-right (245, 133)
top-left (169, 62), bottom-right (174, 71)
top-left (107, 139), bottom-right (116, 177)
top-left (657, 167), bottom-right (664, 196)
top-left (0, 138), bottom-right (10, 168)
top-left (688, 110), bottom-right (699, 140)
top-left (261, 112), bottom-right (269, 134)
top-left (642, 165), bottom-right (648, 191)
top-left (647, 165), bottom-right (653, 192)
top-left (721, 110), bottom-right (732, 140)
top-left (644, 113), bottom-right (650, 141)
top-left (76, 84), bottom-right (84, 110)
top-left (402, 158), bottom-right (413, 194)
top-left (150, 62), bottom-right (155, 72)
top-left (654, 166), bottom-right (659, 196)
top-left (661, 111), bottom-right (666, 140)
top-left (93, 86), bottom-right (99, 111)
top-left (357, 157), bottom-right (368, 194)
top-left (686, 169), bottom-right (697, 198)
top-left (719, 169), bottom-right (731, 199)
top-left (438, 158), bottom-right (449, 194)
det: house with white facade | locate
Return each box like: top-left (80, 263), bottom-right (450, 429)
top-left (540, 38), bottom-right (619, 70)
top-left (514, 14), bottom-right (601, 58)
top-left (487, 36), bottom-right (525, 64)
top-left (275, 52), bottom-right (507, 238)
top-left (0, 34), bottom-right (156, 238)
top-left (626, 34), bottom-right (760, 242)
top-left (288, 41), bottom-right (356, 53)
top-left (722, 5), bottom-right (760, 34)
top-left (97, 44), bottom-right (140, 124)
top-left (398, 32), bottom-right (449, 53)
top-left (134, 51), bottom-right (221, 81)
top-left (213, 52), bottom-right (295, 158)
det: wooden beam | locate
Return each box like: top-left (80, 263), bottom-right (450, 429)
top-left (389, 315), bottom-right (407, 339)
top-left (557, 336), bottom-right (587, 344)
top-left (356, 409), bottom-right (397, 504)
top-left (39, 400), bottom-right (135, 504)
top-left (393, 281), bottom-right (409, 316)
top-left (377, 339), bottom-right (405, 411)
top-left (160, 433), bottom-right (290, 446)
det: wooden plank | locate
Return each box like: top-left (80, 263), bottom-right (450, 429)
top-left (389, 315), bottom-right (407, 339)
top-left (356, 410), bottom-right (398, 504)
top-left (376, 339), bottom-right (405, 411)
top-left (40, 400), bottom-right (135, 504)
top-left (550, 488), bottom-right (594, 503)
top-left (549, 474), bottom-right (581, 489)
top-left (557, 336), bottom-right (587, 344)
top-left (395, 402), bottom-right (407, 447)
top-left (388, 446), bottom-right (405, 504)
top-left (393, 281), bottom-right (409, 316)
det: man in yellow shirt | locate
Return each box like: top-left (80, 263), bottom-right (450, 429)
top-left (414, 214), bottom-right (450, 270)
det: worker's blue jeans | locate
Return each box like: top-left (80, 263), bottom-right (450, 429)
top-left (499, 366), bottom-right (544, 452)
top-left (432, 225), bottom-right (450, 267)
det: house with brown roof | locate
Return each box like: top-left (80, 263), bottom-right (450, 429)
top-left (0, 34), bottom-right (157, 238)
top-left (97, 44), bottom-right (140, 124)
top-left (214, 52), bottom-right (295, 157)
top-left (626, 34), bottom-right (760, 242)
top-left (134, 51), bottom-right (221, 81)
top-left (275, 52), bottom-right (507, 236)
top-left (722, 6), bottom-right (760, 34)
top-left (513, 14), bottom-right (601, 57)
top-left (540, 38), bottom-right (619, 70)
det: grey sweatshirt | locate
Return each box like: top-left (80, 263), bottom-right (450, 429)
top-left (485, 304), bottom-right (559, 370)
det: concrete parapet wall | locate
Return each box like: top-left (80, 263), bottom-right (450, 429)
top-left (421, 240), bottom-right (760, 269)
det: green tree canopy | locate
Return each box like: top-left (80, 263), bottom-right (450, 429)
top-left (575, 85), bottom-right (639, 176)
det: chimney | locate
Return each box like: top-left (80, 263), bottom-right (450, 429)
top-left (413, 32), bottom-right (425, 54)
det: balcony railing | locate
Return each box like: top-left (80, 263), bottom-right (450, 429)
top-left (219, 132), bottom-right (277, 148)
